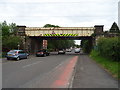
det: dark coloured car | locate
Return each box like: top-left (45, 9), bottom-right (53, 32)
top-left (6, 50), bottom-right (28, 61)
top-left (36, 49), bottom-right (50, 57)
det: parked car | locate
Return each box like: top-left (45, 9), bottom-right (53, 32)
top-left (66, 49), bottom-right (72, 52)
top-left (6, 50), bottom-right (28, 61)
top-left (36, 49), bottom-right (50, 57)
top-left (58, 49), bottom-right (66, 54)
top-left (74, 48), bottom-right (81, 53)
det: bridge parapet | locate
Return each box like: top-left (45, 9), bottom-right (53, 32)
top-left (17, 25), bottom-right (104, 37)
top-left (25, 27), bottom-right (95, 37)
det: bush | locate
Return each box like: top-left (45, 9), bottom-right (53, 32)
top-left (82, 39), bottom-right (93, 53)
top-left (2, 36), bottom-right (22, 52)
top-left (2, 52), bottom-right (7, 58)
top-left (97, 37), bottom-right (120, 61)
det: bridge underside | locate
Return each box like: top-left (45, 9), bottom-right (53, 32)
top-left (29, 36), bottom-right (92, 40)
top-left (27, 36), bottom-right (93, 54)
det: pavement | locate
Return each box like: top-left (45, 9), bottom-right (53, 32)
top-left (72, 54), bottom-right (119, 88)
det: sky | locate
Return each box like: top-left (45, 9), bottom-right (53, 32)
top-left (0, 0), bottom-right (119, 45)
top-left (75, 40), bottom-right (81, 45)
top-left (0, 0), bottom-right (119, 30)
top-left (118, 1), bottom-right (120, 28)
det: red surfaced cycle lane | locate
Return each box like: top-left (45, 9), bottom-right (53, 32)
top-left (19, 56), bottom-right (78, 88)
top-left (51, 56), bottom-right (78, 88)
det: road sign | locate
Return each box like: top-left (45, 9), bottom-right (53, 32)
top-left (43, 40), bottom-right (47, 49)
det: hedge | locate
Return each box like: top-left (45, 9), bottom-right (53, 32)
top-left (81, 39), bottom-right (93, 54)
top-left (97, 37), bottom-right (120, 61)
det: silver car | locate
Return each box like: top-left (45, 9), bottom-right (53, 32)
top-left (58, 49), bottom-right (66, 54)
top-left (74, 48), bottom-right (80, 53)
top-left (6, 50), bottom-right (28, 61)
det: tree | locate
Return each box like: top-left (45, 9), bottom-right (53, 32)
top-left (1, 21), bottom-right (10, 36)
top-left (81, 39), bottom-right (93, 53)
top-left (2, 36), bottom-right (22, 52)
top-left (1, 21), bottom-right (22, 52)
top-left (9, 23), bottom-right (17, 35)
top-left (109, 22), bottom-right (120, 33)
top-left (1, 21), bottom-right (17, 36)
top-left (47, 40), bottom-right (75, 51)
top-left (43, 24), bottom-right (60, 27)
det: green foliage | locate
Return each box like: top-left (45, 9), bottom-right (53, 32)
top-left (97, 37), bottom-right (120, 61)
top-left (2, 52), bottom-right (7, 58)
top-left (43, 24), bottom-right (75, 50)
top-left (48, 40), bottom-right (75, 50)
top-left (1, 21), bottom-right (10, 36)
top-left (9, 23), bottom-right (17, 35)
top-left (91, 33), bottom-right (96, 37)
top-left (74, 45), bottom-right (80, 48)
top-left (109, 22), bottom-right (120, 33)
top-left (81, 39), bottom-right (93, 53)
top-left (90, 50), bottom-right (120, 79)
top-left (1, 21), bottom-right (22, 53)
top-left (43, 24), bottom-right (60, 27)
top-left (2, 36), bottom-right (22, 51)
top-left (1, 21), bottom-right (18, 36)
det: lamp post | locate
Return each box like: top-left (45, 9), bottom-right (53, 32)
top-left (18, 44), bottom-right (20, 50)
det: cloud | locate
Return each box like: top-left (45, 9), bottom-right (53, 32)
top-left (1, 0), bottom-right (118, 3)
top-left (0, 0), bottom-right (119, 30)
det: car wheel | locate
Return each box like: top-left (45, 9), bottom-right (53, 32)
top-left (7, 58), bottom-right (10, 60)
top-left (25, 56), bottom-right (28, 59)
top-left (43, 54), bottom-right (46, 57)
top-left (16, 57), bottom-right (20, 61)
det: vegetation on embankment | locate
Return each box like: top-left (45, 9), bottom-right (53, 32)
top-left (96, 37), bottom-right (120, 61)
top-left (90, 37), bottom-right (120, 79)
top-left (90, 50), bottom-right (120, 79)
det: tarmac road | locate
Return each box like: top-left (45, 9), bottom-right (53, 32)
top-left (2, 51), bottom-right (119, 88)
top-left (2, 52), bottom-right (78, 88)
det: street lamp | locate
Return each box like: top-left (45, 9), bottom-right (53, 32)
top-left (18, 44), bottom-right (20, 50)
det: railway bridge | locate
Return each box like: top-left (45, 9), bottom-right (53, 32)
top-left (17, 25), bottom-right (104, 53)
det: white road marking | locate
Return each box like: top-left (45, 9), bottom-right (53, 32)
top-left (20, 57), bottom-right (74, 88)
top-left (22, 61), bottom-right (42, 68)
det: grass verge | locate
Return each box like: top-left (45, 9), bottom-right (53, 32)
top-left (90, 50), bottom-right (120, 79)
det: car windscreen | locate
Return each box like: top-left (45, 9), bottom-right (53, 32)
top-left (8, 50), bottom-right (17, 54)
top-left (18, 51), bottom-right (25, 53)
top-left (38, 50), bottom-right (44, 52)
top-left (59, 49), bottom-right (64, 50)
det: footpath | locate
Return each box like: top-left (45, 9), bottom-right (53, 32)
top-left (72, 55), bottom-right (119, 89)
